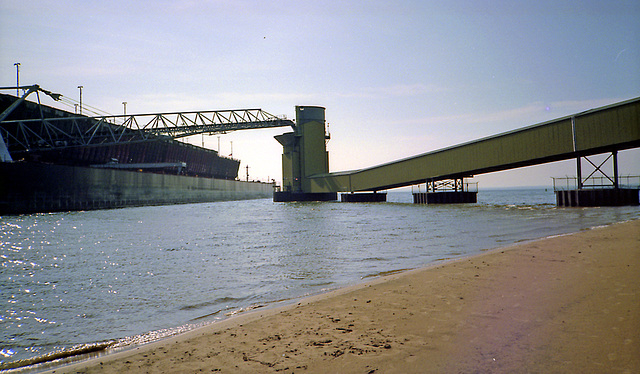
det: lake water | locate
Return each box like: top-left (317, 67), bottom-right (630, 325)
top-left (1, 188), bottom-right (639, 370)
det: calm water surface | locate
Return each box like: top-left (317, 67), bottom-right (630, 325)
top-left (1, 189), bottom-right (639, 369)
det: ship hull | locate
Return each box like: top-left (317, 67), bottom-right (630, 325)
top-left (0, 162), bottom-right (273, 215)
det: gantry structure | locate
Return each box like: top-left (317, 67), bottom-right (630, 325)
top-left (0, 85), bottom-right (295, 158)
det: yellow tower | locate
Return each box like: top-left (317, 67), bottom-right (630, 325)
top-left (274, 106), bottom-right (336, 201)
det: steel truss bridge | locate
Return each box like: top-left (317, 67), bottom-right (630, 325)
top-left (0, 85), bottom-right (295, 154)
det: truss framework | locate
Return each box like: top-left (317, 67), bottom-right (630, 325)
top-left (577, 152), bottom-right (618, 188)
top-left (425, 178), bottom-right (477, 193)
top-left (0, 85), bottom-right (295, 153)
top-left (552, 151), bottom-right (640, 191)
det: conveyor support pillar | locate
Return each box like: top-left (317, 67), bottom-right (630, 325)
top-left (273, 106), bottom-right (336, 202)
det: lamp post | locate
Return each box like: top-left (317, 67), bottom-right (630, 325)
top-left (13, 62), bottom-right (20, 96)
top-left (122, 101), bottom-right (127, 116)
top-left (77, 86), bottom-right (83, 115)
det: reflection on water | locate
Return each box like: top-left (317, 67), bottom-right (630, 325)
top-left (1, 188), bottom-right (638, 368)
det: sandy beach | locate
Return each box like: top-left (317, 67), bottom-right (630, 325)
top-left (44, 219), bottom-right (639, 374)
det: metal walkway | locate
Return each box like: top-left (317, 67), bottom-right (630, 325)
top-left (307, 97), bottom-right (640, 193)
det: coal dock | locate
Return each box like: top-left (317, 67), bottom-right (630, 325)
top-left (0, 85), bottom-right (294, 214)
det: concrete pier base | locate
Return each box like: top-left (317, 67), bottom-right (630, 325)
top-left (555, 189), bottom-right (639, 207)
top-left (340, 192), bottom-right (387, 203)
top-left (273, 191), bottom-right (337, 202)
top-left (413, 191), bottom-right (477, 204)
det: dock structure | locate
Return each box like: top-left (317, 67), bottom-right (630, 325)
top-left (412, 179), bottom-right (478, 204)
top-left (275, 98), bottom-right (640, 206)
top-left (0, 85), bottom-right (296, 214)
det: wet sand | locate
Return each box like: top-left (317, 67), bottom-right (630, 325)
top-left (46, 219), bottom-right (639, 373)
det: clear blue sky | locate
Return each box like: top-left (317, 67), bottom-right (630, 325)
top-left (2, 0), bottom-right (639, 187)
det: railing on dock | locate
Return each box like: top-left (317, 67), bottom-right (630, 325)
top-left (552, 176), bottom-right (640, 191)
top-left (552, 175), bottom-right (640, 207)
top-left (411, 180), bottom-right (478, 194)
top-left (411, 178), bottom-right (478, 204)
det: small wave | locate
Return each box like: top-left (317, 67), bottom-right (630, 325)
top-left (179, 296), bottom-right (248, 311)
top-left (304, 281), bottom-right (335, 288)
top-left (164, 246), bottom-right (191, 251)
top-left (362, 257), bottom-right (387, 262)
top-left (589, 223), bottom-right (612, 230)
top-left (114, 324), bottom-right (198, 348)
top-left (544, 232), bottom-right (574, 239)
top-left (482, 203), bottom-right (555, 211)
top-left (224, 304), bottom-right (265, 317)
top-left (361, 268), bottom-right (412, 279)
top-left (190, 309), bottom-right (223, 321)
top-left (0, 341), bottom-right (115, 371)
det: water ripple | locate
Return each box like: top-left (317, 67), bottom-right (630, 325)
top-left (1, 189), bottom-right (638, 369)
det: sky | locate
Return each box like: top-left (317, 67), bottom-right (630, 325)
top-left (1, 0), bottom-right (639, 188)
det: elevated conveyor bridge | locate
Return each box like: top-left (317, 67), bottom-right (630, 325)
top-left (275, 98), bottom-right (640, 206)
top-left (314, 97), bottom-right (640, 192)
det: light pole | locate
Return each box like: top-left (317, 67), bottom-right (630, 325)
top-left (77, 86), bottom-right (83, 115)
top-left (122, 101), bottom-right (127, 116)
top-left (14, 62), bottom-right (20, 96)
